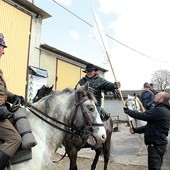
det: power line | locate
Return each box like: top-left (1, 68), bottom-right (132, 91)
top-left (106, 34), bottom-right (169, 64)
top-left (51, 0), bottom-right (92, 27)
top-left (51, 0), bottom-right (169, 65)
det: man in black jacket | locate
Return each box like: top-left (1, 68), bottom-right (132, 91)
top-left (124, 91), bottom-right (170, 170)
top-left (76, 63), bottom-right (120, 120)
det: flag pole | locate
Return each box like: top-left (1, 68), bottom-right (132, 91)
top-left (91, 7), bottom-right (133, 129)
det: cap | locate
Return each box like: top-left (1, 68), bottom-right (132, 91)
top-left (83, 64), bottom-right (98, 73)
top-left (144, 82), bottom-right (150, 88)
top-left (0, 33), bottom-right (7, 48)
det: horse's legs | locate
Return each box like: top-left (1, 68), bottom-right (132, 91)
top-left (69, 147), bottom-right (78, 170)
top-left (91, 147), bottom-right (102, 170)
top-left (103, 130), bottom-right (112, 170)
top-left (136, 120), bottom-right (145, 155)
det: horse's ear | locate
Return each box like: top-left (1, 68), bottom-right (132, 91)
top-left (83, 82), bottom-right (89, 92)
top-left (75, 84), bottom-right (81, 90)
top-left (50, 85), bottom-right (54, 90)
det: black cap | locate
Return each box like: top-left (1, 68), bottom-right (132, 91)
top-left (144, 82), bottom-right (150, 88)
top-left (83, 64), bottom-right (98, 73)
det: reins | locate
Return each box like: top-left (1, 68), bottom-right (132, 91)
top-left (24, 86), bottom-right (104, 142)
top-left (25, 99), bottom-right (103, 139)
top-left (26, 102), bottom-right (80, 136)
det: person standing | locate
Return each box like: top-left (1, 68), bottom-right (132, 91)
top-left (76, 63), bottom-right (120, 119)
top-left (150, 83), bottom-right (158, 95)
top-left (123, 91), bottom-right (170, 170)
top-left (0, 33), bottom-right (24, 169)
top-left (140, 82), bottom-right (154, 110)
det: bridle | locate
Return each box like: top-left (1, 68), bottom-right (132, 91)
top-left (25, 90), bottom-right (103, 140)
top-left (125, 96), bottom-right (141, 112)
top-left (70, 90), bottom-right (103, 139)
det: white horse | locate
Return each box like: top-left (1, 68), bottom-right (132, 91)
top-left (125, 95), bottom-right (146, 128)
top-left (12, 83), bottom-right (106, 170)
top-left (125, 95), bottom-right (147, 155)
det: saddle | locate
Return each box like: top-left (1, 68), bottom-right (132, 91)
top-left (1, 106), bottom-right (37, 166)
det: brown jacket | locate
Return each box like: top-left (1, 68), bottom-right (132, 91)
top-left (0, 69), bottom-right (14, 106)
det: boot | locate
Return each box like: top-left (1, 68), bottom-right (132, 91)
top-left (100, 108), bottom-right (110, 121)
top-left (0, 150), bottom-right (11, 169)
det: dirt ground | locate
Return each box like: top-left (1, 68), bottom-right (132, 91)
top-left (54, 122), bottom-right (170, 170)
top-left (53, 156), bottom-right (146, 170)
top-left (54, 123), bottom-right (148, 170)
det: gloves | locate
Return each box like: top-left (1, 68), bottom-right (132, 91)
top-left (0, 107), bottom-right (13, 121)
top-left (13, 95), bottom-right (25, 105)
top-left (113, 89), bottom-right (121, 99)
top-left (113, 81), bottom-right (121, 89)
top-left (123, 107), bottom-right (130, 114)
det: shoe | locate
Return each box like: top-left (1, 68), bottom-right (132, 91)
top-left (100, 108), bottom-right (110, 121)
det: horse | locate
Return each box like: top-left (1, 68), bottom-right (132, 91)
top-left (33, 85), bottom-right (114, 170)
top-left (32, 84), bottom-right (54, 103)
top-left (11, 83), bottom-right (106, 170)
top-left (125, 94), bottom-right (147, 155)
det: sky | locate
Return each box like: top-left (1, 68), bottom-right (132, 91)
top-left (29, 0), bottom-right (170, 90)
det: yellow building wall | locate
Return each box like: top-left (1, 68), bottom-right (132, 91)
top-left (56, 60), bottom-right (81, 90)
top-left (0, 1), bottom-right (31, 96)
top-left (80, 68), bottom-right (86, 78)
top-left (40, 51), bottom-right (56, 87)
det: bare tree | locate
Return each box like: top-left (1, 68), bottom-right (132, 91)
top-left (151, 69), bottom-right (170, 91)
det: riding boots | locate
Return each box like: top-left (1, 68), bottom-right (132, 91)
top-left (0, 150), bottom-right (11, 169)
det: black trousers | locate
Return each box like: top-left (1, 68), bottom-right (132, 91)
top-left (148, 144), bottom-right (166, 170)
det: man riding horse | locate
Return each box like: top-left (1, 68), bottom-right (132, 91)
top-left (76, 63), bottom-right (120, 120)
top-left (0, 33), bottom-right (25, 169)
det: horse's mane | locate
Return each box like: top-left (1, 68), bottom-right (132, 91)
top-left (34, 85), bottom-right (97, 116)
top-left (87, 90), bottom-right (97, 104)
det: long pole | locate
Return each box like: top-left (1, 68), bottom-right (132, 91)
top-left (91, 8), bottom-right (133, 129)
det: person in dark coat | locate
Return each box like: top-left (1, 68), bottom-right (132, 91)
top-left (124, 91), bottom-right (170, 170)
top-left (0, 33), bottom-right (24, 169)
top-left (76, 63), bottom-right (120, 119)
top-left (149, 83), bottom-right (158, 95)
top-left (140, 82), bottom-right (154, 110)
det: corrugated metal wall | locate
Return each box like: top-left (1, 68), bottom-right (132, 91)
top-left (0, 1), bottom-right (31, 96)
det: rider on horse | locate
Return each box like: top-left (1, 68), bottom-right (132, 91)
top-left (0, 33), bottom-right (25, 169)
top-left (76, 63), bottom-right (120, 120)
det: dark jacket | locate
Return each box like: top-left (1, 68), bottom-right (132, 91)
top-left (150, 89), bottom-right (158, 95)
top-left (140, 90), bottom-right (154, 110)
top-left (127, 103), bottom-right (170, 146)
top-left (77, 74), bottom-right (116, 106)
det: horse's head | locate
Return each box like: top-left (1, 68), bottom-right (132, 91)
top-left (33, 85), bottom-right (54, 103)
top-left (73, 82), bottom-right (106, 145)
top-left (31, 83), bottom-right (106, 147)
top-left (125, 95), bottom-right (141, 111)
